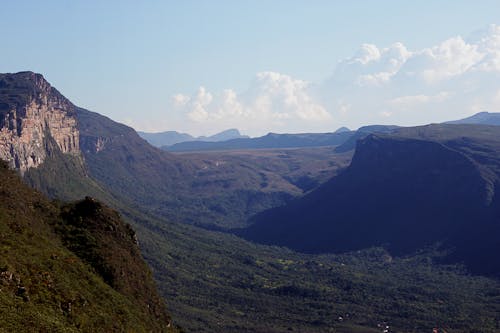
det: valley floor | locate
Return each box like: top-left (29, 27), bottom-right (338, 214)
top-left (133, 214), bottom-right (500, 333)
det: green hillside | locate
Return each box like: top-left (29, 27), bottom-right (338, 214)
top-left (0, 161), bottom-right (178, 332)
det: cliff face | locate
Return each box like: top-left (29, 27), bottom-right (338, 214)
top-left (0, 72), bottom-right (79, 173)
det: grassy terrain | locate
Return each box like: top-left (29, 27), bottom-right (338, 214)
top-left (0, 161), bottom-right (178, 332)
top-left (176, 147), bottom-right (352, 194)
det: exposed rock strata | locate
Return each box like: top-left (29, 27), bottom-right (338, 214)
top-left (0, 72), bottom-right (79, 173)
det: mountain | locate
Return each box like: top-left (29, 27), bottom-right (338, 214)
top-left (334, 126), bottom-right (350, 133)
top-left (0, 161), bottom-right (176, 332)
top-left (446, 111), bottom-right (500, 125)
top-left (165, 131), bottom-right (354, 152)
top-left (241, 124), bottom-right (500, 276)
top-left (137, 130), bottom-right (194, 147)
top-left (197, 128), bottom-right (249, 142)
top-left (0, 72), bottom-right (111, 201)
top-left (138, 128), bottom-right (248, 147)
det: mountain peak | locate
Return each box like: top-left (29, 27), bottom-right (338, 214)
top-left (334, 126), bottom-right (350, 133)
top-left (198, 128), bottom-right (248, 141)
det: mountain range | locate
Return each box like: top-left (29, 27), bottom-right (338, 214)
top-left (165, 131), bottom-right (354, 152)
top-left (161, 111), bottom-right (500, 153)
top-left (138, 128), bottom-right (248, 147)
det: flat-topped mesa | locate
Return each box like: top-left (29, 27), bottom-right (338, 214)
top-left (0, 72), bottom-right (80, 173)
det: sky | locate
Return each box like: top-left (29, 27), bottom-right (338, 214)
top-left (1, 1), bottom-right (500, 136)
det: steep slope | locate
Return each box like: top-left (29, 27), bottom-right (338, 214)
top-left (0, 72), bottom-right (112, 201)
top-left (242, 124), bottom-right (500, 276)
top-left (0, 161), bottom-right (176, 332)
top-left (165, 131), bottom-right (354, 152)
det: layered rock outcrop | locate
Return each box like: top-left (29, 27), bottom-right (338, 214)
top-left (0, 72), bottom-right (79, 173)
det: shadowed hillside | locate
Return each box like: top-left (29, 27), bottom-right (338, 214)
top-left (242, 124), bottom-right (500, 276)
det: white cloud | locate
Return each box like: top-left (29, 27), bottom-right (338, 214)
top-left (352, 44), bottom-right (381, 65)
top-left (337, 101), bottom-right (351, 115)
top-left (180, 87), bottom-right (213, 122)
top-left (170, 71), bottom-right (332, 135)
top-left (388, 91), bottom-right (452, 108)
top-left (322, 24), bottom-right (500, 127)
top-left (413, 36), bottom-right (483, 83)
top-left (171, 94), bottom-right (190, 107)
top-left (335, 42), bottom-right (412, 87)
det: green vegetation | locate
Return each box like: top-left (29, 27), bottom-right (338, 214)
top-left (24, 136), bottom-right (108, 201)
top-left (0, 161), bottom-right (178, 332)
top-left (25, 119), bottom-right (500, 332)
top-left (135, 215), bottom-right (500, 332)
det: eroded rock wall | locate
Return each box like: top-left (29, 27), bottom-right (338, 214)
top-left (0, 72), bottom-right (80, 173)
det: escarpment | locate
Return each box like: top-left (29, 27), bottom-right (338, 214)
top-left (0, 72), bottom-right (79, 173)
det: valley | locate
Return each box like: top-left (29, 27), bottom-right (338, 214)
top-left (1, 72), bottom-right (500, 332)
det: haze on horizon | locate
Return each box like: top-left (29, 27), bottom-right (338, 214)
top-left (1, 1), bottom-right (500, 136)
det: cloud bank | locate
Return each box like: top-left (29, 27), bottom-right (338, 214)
top-left (161, 24), bottom-right (500, 136)
top-left (170, 72), bottom-right (331, 135)
top-left (325, 24), bottom-right (500, 127)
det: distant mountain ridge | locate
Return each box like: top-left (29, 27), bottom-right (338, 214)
top-left (446, 111), bottom-right (500, 125)
top-left (164, 130), bottom-right (354, 152)
top-left (138, 128), bottom-right (248, 147)
top-left (137, 130), bottom-right (194, 147)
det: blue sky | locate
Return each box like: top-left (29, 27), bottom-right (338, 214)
top-left (2, 1), bottom-right (500, 136)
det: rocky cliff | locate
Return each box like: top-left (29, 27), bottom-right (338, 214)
top-left (0, 72), bottom-right (79, 173)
